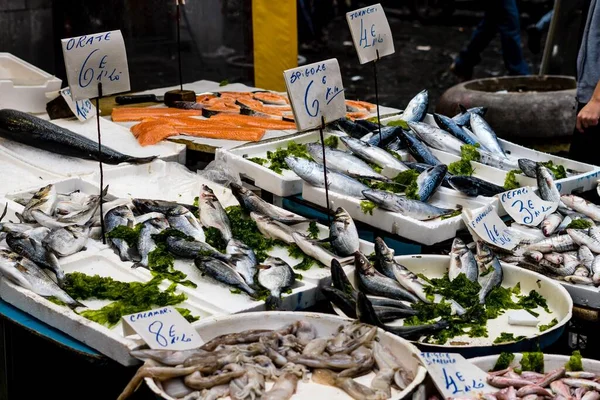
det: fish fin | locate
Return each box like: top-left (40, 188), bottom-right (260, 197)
top-left (265, 295), bottom-right (282, 310)
top-left (356, 292), bottom-right (384, 326)
top-left (316, 237), bottom-right (334, 243)
top-left (0, 203), bottom-right (7, 222)
top-left (68, 300), bottom-right (87, 310)
top-left (127, 155), bottom-right (157, 164)
top-left (458, 104), bottom-right (468, 114)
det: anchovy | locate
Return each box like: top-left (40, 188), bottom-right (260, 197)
top-left (408, 121), bottom-right (465, 156)
top-left (6, 231), bottom-right (65, 285)
top-left (448, 175), bottom-right (505, 197)
top-left (43, 224), bottom-right (90, 257)
top-left (250, 212), bottom-right (296, 244)
top-left (541, 213), bottom-right (563, 237)
top-left (397, 129), bottom-right (442, 166)
top-left (415, 164), bottom-right (447, 202)
top-left (165, 237), bottom-right (228, 261)
top-left (340, 136), bottom-right (409, 172)
top-left (328, 207), bottom-right (360, 256)
top-left (291, 232), bottom-right (353, 267)
top-left (354, 252), bottom-right (419, 303)
top-left (257, 256), bottom-right (295, 310)
top-left (199, 185), bottom-right (232, 241)
top-left (226, 239), bottom-right (258, 287)
top-left (470, 113), bottom-right (505, 157)
top-left (285, 156), bottom-right (369, 199)
top-left (561, 194), bottom-right (600, 221)
top-left (361, 126), bottom-right (403, 148)
top-left (449, 237), bottom-right (478, 282)
top-left (475, 241), bottom-right (503, 304)
top-left (230, 183), bottom-right (311, 225)
top-left (105, 205), bottom-right (140, 262)
top-left (306, 143), bottom-right (389, 181)
top-left (194, 256), bottom-right (256, 297)
top-left (452, 105), bottom-right (487, 127)
top-left (133, 217), bottom-right (170, 269)
top-left (363, 189), bottom-right (457, 220)
top-left (330, 118), bottom-right (370, 138)
top-left (0, 109), bottom-right (156, 164)
top-left (434, 113), bottom-right (484, 148)
top-left (400, 89), bottom-right (428, 123)
top-left (166, 205), bottom-right (205, 242)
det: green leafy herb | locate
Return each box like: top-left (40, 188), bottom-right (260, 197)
top-left (287, 243), bottom-right (317, 271)
top-left (229, 288), bottom-right (242, 295)
top-left (538, 318), bottom-right (558, 332)
top-left (565, 350), bottom-right (583, 371)
top-left (266, 141), bottom-right (312, 174)
top-left (307, 221), bottom-right (320, 240)
top-left (541, 161), bottom-right (567, 180)
top-left (219, 79), bottom-right (229, 86)
top-left (504, 170), bottom-right (522, 190)
top-left (106, 224), bottom-right (143, 247)
top-left (249, 157), bottom-right (267, 166)
top-left (567, 219), bottom-right (593, 229)
top-left (520, 351), bottom-right (544, 373)
top-left (364, 169), bottom-right (420, 197)
top-left (494, 332), bottom-right (525, 344)
top-left (493, 352), bottom-right (515, 371)
top-left (448, 144), bottom-right (481, 177)
top-left (226, 206), bottom-right (283, 262)
top-left (175, 307), bottom-right (200, 323)
top-left (323, 136), bottom-right (339, 148)
top-left (360, 200), bottom-right (377, 215)
top-left (193, 196), bottom-right (199, 208)
top-left (441, 209), bottom-right (462, 220)
top-left (385, 119), bottom-right (409, 129)
top-left (204, 227), bottom-right (228, 252)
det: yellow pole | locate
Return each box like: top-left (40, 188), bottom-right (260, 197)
top-left (252, 0), bottom-right (298, 91)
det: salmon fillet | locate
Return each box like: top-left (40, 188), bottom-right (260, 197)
top-left (111, 107), bottom-right (202, 122)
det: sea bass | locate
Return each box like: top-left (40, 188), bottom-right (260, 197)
top-left (328, 207), bottom-right (360, 256)
top-left (257, 257), bottom-right (295, 310)
top-left (449, 237), bottom-right (478, 282)
top-left (250, 212), bottom-right (296, 245)
top-left (166, 205), bottom-right (206, 242)
top-left (6, 231), bottom-right (66, 285)
top-left (104, 205), bottom-right (139, 262)
top-left (133, 217), bottom-right (170, 269)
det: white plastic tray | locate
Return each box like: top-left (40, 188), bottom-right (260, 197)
top-left (470, 353), bottom-right (600, 373)
top-left (0, 146), bottom-right (62, 197)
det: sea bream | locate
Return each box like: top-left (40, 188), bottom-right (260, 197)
top-left (199, 184), bottom-right (232, 241)
top-left (166, 205), bottom-right (206, 242)
top-left (328, 207), bottom-right (360, 256)
top-left (306, 143), bottom-right (389, 181)
top-left (194, 256), bottom-right (257, 298)
top-left (104, 205), bottom-right (139, 262)
top-left (362, 189), bottom-right (457, 220)
top-left (43, 224), bottom-right (90, 257)
top-left (226, 239), bottom-right (258, 287)
top-left (133, 217), bottom-right (170, 269)
top-left (339, 136), bottom-right (410, 173)
top-left (257, 256), bottom-right (296, 310)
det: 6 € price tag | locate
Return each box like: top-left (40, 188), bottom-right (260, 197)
top-left (421, 353), bottom-right (495, 398)
top-left (60, 87), bottom-right (96, 122)
top-left (346, 4), bottom-right (395, 64)
top-left (122, 306), bottom-right (203, 350)
top-left (499, 186), bottom-right (558, 227)
top-left (462, 204), bottom-right (519, 250)
top-left (61, 30), bottom-right (131, 100)
top-left (283, 59), bottom-right (346, 132)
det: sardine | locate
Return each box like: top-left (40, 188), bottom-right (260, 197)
top-left (408, 121), bottom-right (465, 156)
top-left (199, 185), bottom-right (232, 241)
top-left (434, 113), bottom-right (483, 147)
top-left (568, 229), bottom-right (600, 253)
top-left (257, 257), bottom-right (295, 310)
top-left (340, 136), bottom-right (409, 172)
top-left (306, 143), bottom-right (389, 181)
top-left (6, 231), bottom-right (65, 285)
top-left (452, 105), bottom-right (487, 127)
top-left (250, 212), bottom-right (295, 245)
top-left (537, 165), bottom-right (562, 205)
top-left (328, 207), bottom-right (360, 256)
top-left (475, 241), bottom-right (503, 304)
top-left (363, 189), bottom-right (457, 220)
top-left (43, 224), bottom-right (90, 257)
top-left (561, 195), bottom-right (600, 222)
top-left (397, 129), bottom-right (442, 166)
top-left (133, 217), bottom-right (170, 269)
top-left (448, 175), bottom-right (505, 197)
top-left (105, 205), bottom-right (139, 262)
top-left (470, 113), bottom-right (505, 157)
top-left (541, 213), bottom-right (563, 236)
top-left (354, 252), bottom-right (419, 303)
top-left (226, 239), bottom-right (258, 287)
top-left (165, 237), bottom-right (227, 261)
top-left (194, 256), bottom-right (257, 298)
top-left (291, 232), bottom-right (353, 267)
top-left (20, 184), bottom-right (57, 222)
top-left (400, 89), bottom-right (428, 123)
top-left (449, 237), bottom-right (478, 282)
top-left (167, 205), bottom-right (206, 242)
top-left (415, 164), bottom-right (447, 202)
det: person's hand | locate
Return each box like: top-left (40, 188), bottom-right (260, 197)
top-left (577, 98), bottom-right (600, 132)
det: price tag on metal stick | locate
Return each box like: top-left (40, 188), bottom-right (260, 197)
top-left (61, 30), bottom-right (131, 100)
top-left (499, 186), bottom-right (558, 227)
top-left (284, 59), bottom-right (346, 132)
top-left (346, 4), bottom-right (395, 64)
top-left (123, 306), bottom-right (203, 350)
top-left (462, 204), bottom-right (519, 251)
top-left (59, 87), bottom-right (96, 122)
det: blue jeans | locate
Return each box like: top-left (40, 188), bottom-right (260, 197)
top-left (455, 0), bottom-right (530, 76)
top-left (535, 10), bottom-right (554, 32)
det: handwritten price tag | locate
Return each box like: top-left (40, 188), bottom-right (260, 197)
top-left (499, 186), bottom-right (558, 227)
top-left (59, 87), bottom-right (96, 122)
top-left (346, 4), bottom-right (395, 64)
top-left (422, 353), bottom-right (495, 398)
top-left (61, 30), bottom-right (131, 100)
top-left (462, 204), bottom-right (519, 250)
top-left (283, 59), bottom-right (346, 132)
top-left (122, 306), bottom-right (203, 350)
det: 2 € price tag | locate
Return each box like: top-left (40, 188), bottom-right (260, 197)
top-left (346, 3), bottom-right (395, 64)
top-left (499, 186), bottom-right (558, 227)
top-left (283, 59), bottom-right (346, 132)
top-left (421, 353), bottom-right (495, 398)
top-left (60, 87), bottom-right (96, 122)
top-left (122, 306), bottom-right (203, 350)
top-left (61, 30), bottom-right (131, 100)
top-left (462, 204), bottom-right (519, 250)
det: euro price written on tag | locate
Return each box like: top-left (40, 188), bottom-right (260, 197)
top-left (122, 306), bottom-right (203, 350)
top-left (346, 3), bottom-right (395, 64)
top-left (422, 352), bottom-right (495, 399)
top-left (60, 87), bottom-right (96, 122)
top-left (283, 59), bottom-right (346, 132)
top-left (462, 204), bottom-right (519, 250)
top-left (61, 30), bottom-right (131, 100)
top-left (499, 186), bottom-right (558, 227)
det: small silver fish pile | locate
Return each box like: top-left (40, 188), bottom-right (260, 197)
top-left (119, 319), bottom-right (414, 400)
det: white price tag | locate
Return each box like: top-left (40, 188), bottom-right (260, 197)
top-left (422, 353), bottom-right (495, 398)
top-left (462, 205), bottom-right (519, 250)
top-left (61, 30), bottom-right (131, 100)
top-left (283, 59), bottom-right (346, 132)
top-left (499, 186), bottom-right (558, 227)
top-left (346, 4), bottom-right (395, 64)
top-left (59, 87), bottom-right (96, 121)
top-left (122, 306), bottom-right (203, 350)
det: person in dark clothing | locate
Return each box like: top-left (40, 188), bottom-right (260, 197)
top-left (450, 0), bottom-right (530, 80)
top-left (568, 0), bottom-right (600, 166)
top-left (526, 10), bottom-right (554, 54)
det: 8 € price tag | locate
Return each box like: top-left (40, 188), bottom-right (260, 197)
top-left (61, 30), bottom-right (131, 100)
top-left (346, 4), bottom-right (395, 64)
top-left (462, 204), bottom-right (519, 250)
top-left (499, 186), bottom-right (558, 227)
top-left (283, 59), bottom-right (346, 132)
top-left (122, 306), bottom-right (203, 350)
top-left (60, 87), bottom-right (96, 122)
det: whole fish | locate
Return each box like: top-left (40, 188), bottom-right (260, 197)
top-left (43, 224), bottom-right (90, 257)
top-left (561, 195), bottom-right (600, 222)
top-left (166, 205), bottom-right (206, 242)
top-left (475, 241), bottom-right (503, 304)
top-left (0, 250), bottom-right (84, 309)
top-left (199, 185), bottom-right (232, 241)
top-left (133, 217), bottom-right (170, 269)
top-left (591, 255), bottom-right (600, 285)
top-left (285, 156), bottom-right (369, 199)
top-left (400, 89), bottom-right (428, 123)
top-left (306, 143), bottom-right (388, 181)
top-left (194, 256), bottom-right (256, 297)
top-left (105, 205), bottom-right (139, 262)
top-left (541, 213), bottom-right (563, 236)
top-left (250, 212), bottom-right (295, 245)
top-left (321, 286), bottom-right (357, 318)
top-left (362, 189), bottom-right (457, 220)
top-left (543, 252), bottom-right (579, 276)
top-left (328, 207), bottom-right (360, 256)
top-left (354, 252), bottom-right (419, 303)
top-left (543, 252), bottom-right (564, 265)
top-left (448, 175), bottom-right (505, 197)
top-left (524, 234), bottom-right (577, 253)
top-left (330, 118), bottom-right (370, 138)
top-left (478, 150), bottom-right (520, 171)
top-left (579, 245), bottom-right (594, 273)
top-left (406, 162), bottom-right (452, 188)
top-left (230, 183), bottom-right (311, 224)
top-left (452, 105), bottom-right (487, 127)
top-left (518, 159), bottom-right (539, 178)
top-left (433, 113), bottom-right (484, 148)
top-left (470, 114), bottom-right (505, 157)
top-left (397, 129), bottom-right (442, 166)
top-left (20, 184), bottom-right (57, 222)
top-left (568, 229), bottom-right (600, 253)
top-left (291, 232), bottom-right (353, 267)
top-left (32, 186), bottom-right (108, 229)
top-left (339, 137), bottom-right (409, 172)
top-left (226, 239), bottom-right (258, 287)
top-left (6, 231), bottom-right (65, 285)
top-left (0, 109), bottom-right (156, 164)
top-left (132, 199), bottom-right (198, 216)
top-left (361, 126), bottom-right (403, 148)
top-left (589, 224), bottom-right (600, 242)
top-left (386, 136), bottom-right (407, 152)
top-left (449, 238), bottom-right (478, 282)
top-left (415, 164), bottom-right (447, 202)
top-left (257, 256), bottom-right (295, 310)
top-left (355, 119), bottom-right (380, 131)
top-left (536, 165), bottom-right (563, 206)
top-left (165, 237), bottom-right (228, 261)
top-left (407, 121), bottom-right (465, 156)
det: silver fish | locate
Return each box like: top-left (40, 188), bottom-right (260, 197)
top-left (579, 245), bottom-right (594, 273)
top-left (250, 212), bottom-right (295, 245)
top-left (565, 275), bottom-right (595, 285)
top-left (291, 232), bottom-right (353, 267)
top-left (329, 207), bottom-right (360, 256)
top-left (400, 89), bottom-right (428, 122)
top-left (165, 237), bottom-right (228, 261)
top-left (407, 121), bottom-right (465, 155)
top-left (167, 205), bottom-right (206, 242)
top-left (354, 252), bottom-right (419, 303)
top-left (475, 241), bottom-right (503, 304)
top-left (524, 234), bottom-right (577, 253)
top-left (362, 189), bottom-right (457, 220)
top-left (257, 256), bottom-right (296, 310)
top-left (133, 217), bottom-right (170, 269)
top-left (415, 164), bottom-right (447, 202)
top-left (199, 185), bottom-right (232, 241)
top-left (194, 256), bottom-right (257, 298)
top-left (561, 194), bottom-right (600, 222)
top-left (226, 239), bottom-right (258, 287)
top-left (32, 187), bottom-right (108, 229)
top-left (470, 113), bottom-right (505, 157)
top-left (43, 224), bottom-right (90, 257)
top-left (306, 143), bottom-right (388, 181)
top-left (339, 136), bottom-right (409, 172)
top-left (452, 105), bottom-right (487, 127)
top-left (537, 165), bottom-right (562, 205)
top-left (477, 149), bottom-right (520, 171)
top-left (593, 255), bottom-right (600, 285)
top-left (132, 198), bottom-right (197, 215)
top-left (105, 205), bottom-right (139, 262)
top-left (6, 231), bottom-right (65, 285)
top-left (541, 213), bottom-right (563, 237)
top-left (568, 229), bottom-right (600, 253)
top-left (20, 184), bottom-right (57, 222)
top-left (449, 237), bottom-right (478, 282)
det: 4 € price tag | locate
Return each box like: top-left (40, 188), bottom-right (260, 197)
top-left (284, 59), bottom-right (346, 132)
top-left (60, 87), bottom-right (96, 122)
top-left (61, 30), bottom-right (131, 100)
top-left (346, 4), bottom-right (395, 64)
top-left (122, 306), bottom-right (203, 350)
top-left (499, 186), bottom-right (558, 227)
top-left (422, 353), bottom-right (495, 398)
top-left (462, 204), bottom-right (519, 250)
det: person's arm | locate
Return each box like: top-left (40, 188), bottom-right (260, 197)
top-left (577, 80), bottom-right (600, 132)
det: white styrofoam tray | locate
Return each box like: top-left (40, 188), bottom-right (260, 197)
top-left (469, 353), bottom-right (600, 373)
top-left (0, 146), bottom-right (62, 197)
top-left (146, 311), bottom-right (427, 400)
top-left (0, 52), bottom-right (62, 113)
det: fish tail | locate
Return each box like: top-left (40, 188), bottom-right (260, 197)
top-left (265, 295), bottom-right (282, 310)
top-left (127, 155), bottom-right (157, 164)
top-left (68, 299), bottom-right (87, 310)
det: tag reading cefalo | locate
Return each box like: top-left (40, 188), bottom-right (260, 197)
top-left (498, 186), bottom-right (558, 227)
